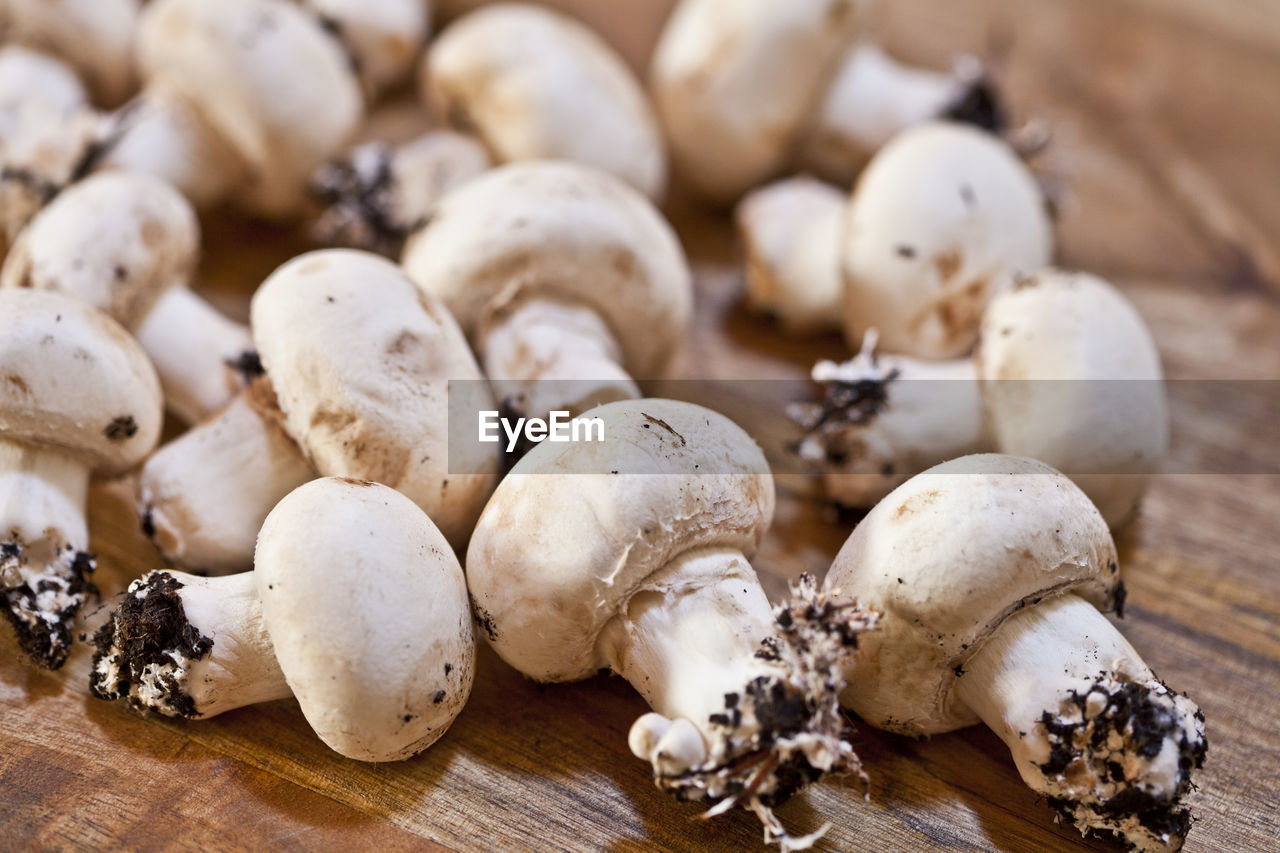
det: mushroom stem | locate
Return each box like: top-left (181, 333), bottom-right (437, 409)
top-left (91, 569), bottom-right (291, 718)
top-left (0, 437), bottom-right (93, 669)
top-left (101, 83), bottom-right (245, 209)
top-left (954, 594), bottom-right (1206, 853)
top-left (793, 342), bottom-right (985, 506)
top-left (607, 549), bottom-right (877, 850)
top-left (133, 286), bottom-right (254, 424)
top-left (139, 383), bottom-right (315, 574)
top-left (802, 45), bottom-right (1002, 182)
top-left (309, 131), bottom-right (490, 255)
top-left (482, 297), bottom-right (640, 421)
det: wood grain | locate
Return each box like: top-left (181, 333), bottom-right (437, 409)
top-left (3, 2), bottom-right (1279, 851)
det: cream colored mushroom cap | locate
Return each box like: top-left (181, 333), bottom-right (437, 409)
top-left (841, 122), bottom-right (1052, 360)
top-left (0, 45), bottom-right (87, 114)
top-left (0, 0), bottom-right (139, 105)
top-left (978, 269), bottom-right (1168, 526)
top-left (0, 171), bottom-right (199, 328)
top-left (424, 3), bottom-right (666, 200)
top-left (466, 398), bottom-right (774, 682)
top-left (256, 478), bottom-right (475, 762)
top-left (251, 249), bottom-right (499, 551)
top-left (826, 454), bottom-right (1118, 735)
top-left (0, 290), bottom-right (162, 473)
top-left (137, 0), bottom-right (362, 217)
top-left (650, 0), bottom-right (866, 202)
top-left (306, 0), bottom-right (429, 95)
top-left (401, 160), bottom-right (692, 379)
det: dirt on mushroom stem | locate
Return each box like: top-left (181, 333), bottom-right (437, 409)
top-left (1, 538), bottom-right (95, 669)
top-left (645, 574), bottom-right (880, 851)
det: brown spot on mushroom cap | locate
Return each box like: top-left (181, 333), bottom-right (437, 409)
top-left (933, 249), bottom-right (963, 282)
top-left (4, 375), bottom-right (30, 397)
top-left (893, 490), bottom-right (940, 521)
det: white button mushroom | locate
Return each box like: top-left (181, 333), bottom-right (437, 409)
top-left (300, 0), bottom-right (431, 97)
top-left (0, 171), bottom-right (254, 424)
top-left (826, 454), bottom-right (1206, 852)
top-left (139, 249), bottom-right (500, 574)
top-left (795, 270), bottom-right (1168, 526)
top-left (0, 0), bottom-right (140, 106)
top-left (739, 122), bottom-right (1052, 357)
top-left (310, 130), bottom-right (492, 254)
top-left (99, 0), bottom-right (363, 218)
top-left (0, 46), bottom-right (102, 259)
top-left (651, 0), bottom-right (1005, 201)
top-left (402, 161), bottom-right (692, 424)
top-left (92, 477), bottom-right (475, 762)
top-left (466, 398), bottom-right (878, 849)
top-left (0, 290), bottom-right (162, 668)
top-left (424, 3), bottom-right (666, 201)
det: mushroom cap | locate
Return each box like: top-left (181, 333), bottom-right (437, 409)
top-left (650, 0), bottom-right (865, 202)
top-left (736, 175), bottom-right (846, 331)
top-left (401, 160), bottom-right (691, 379)
top-left (136, 0), bottom-right (363, 217)
top-left (256, 477), bottom-right (474, 761)
top-left (0, 45), bottom-right (87, 114)
top-left (841, 122), bottom-right (1052, 360)
top-left (466, 398), bottom-right (775, 682)
top-left (424, 3), bottom-right (665, 200)
top-left (304, 0), bottom-right (429, 95)
top-left (826, 453), bottom-right (1118, 735)
top-left (0, 0), bottom-right (139, 105)
top-left (250, 249), bottom-right (500, 551)
top-left (977, 270), bottom-right (1168, 526)
top-left (0, 289), bottom-right (162, 473)
top-left (1, 171), bottom-right (199, 329)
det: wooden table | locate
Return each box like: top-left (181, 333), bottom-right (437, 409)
top-left (3, 1), bottom-right (1278, 850)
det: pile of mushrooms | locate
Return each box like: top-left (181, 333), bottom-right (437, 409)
top-left (0, 4), bottom-right (1212, 852)
top-left (313, 1), bottom-right (666, 252)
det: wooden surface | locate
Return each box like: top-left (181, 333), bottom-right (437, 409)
top-left (4, 1), bottom-right (1280, 850)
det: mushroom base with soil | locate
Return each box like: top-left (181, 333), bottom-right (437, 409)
top-left (0, 438), bottom-right (95, 669)
top-left (955, 594), bottom-right (1206, 853)
top-left (90, 569), bottom-right (289, 718)
top-left (614, 550), bottom-right (878, 850)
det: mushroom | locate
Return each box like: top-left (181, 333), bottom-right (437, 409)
top-left (738, 122), bottom-right (1052, 358)
top-left (299, 0), bottom-right (431, 97)
top-left (825, 454), bottom-right (1206, 852)
top-left (651, 0), bottom-right (1004, 202)
top-left (467, 398), bottom-right (879, 849)
top-left (310, 130), bottom-right (492, 255)
top-left (312, 2), bottom-right (667, 253)
top-left (1, 170), bottom-right (254, 423)
top-left (0, 0), bottom-right (140, 106)
top-left (0, 46), bottom-right (102, 258)
top-left (92, 477), bottom-right (475, 761)
top-left (424, 3), bottom-right (666, 200)
top-left (793, 270), bottom-right (1168, 527)
top-left (139, 248), bottom-right (499, 573)
top-left (0, 290), bottom-right (162, 668)
top-left (401, 160), bottom-right (691, 424)
top-left (98, 0), bottom-right (363, 218)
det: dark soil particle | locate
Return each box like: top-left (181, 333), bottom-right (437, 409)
top-left (940, 73), bottom-right (1006, 135)
top-left (432, 690), bottom-right (446, 704)
top-left (1112, 580), bottom-right (1127, 619)
top-left (90, 572), bottom-right (212, 717)
top-left (471, 600), bottom-right (498, 642)
top-left (139, 505), bottom-right (156, 539)
top-left (226, 349), bottom-right (265, 384)
top-left (103, 415), bottom-right (138, 441)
